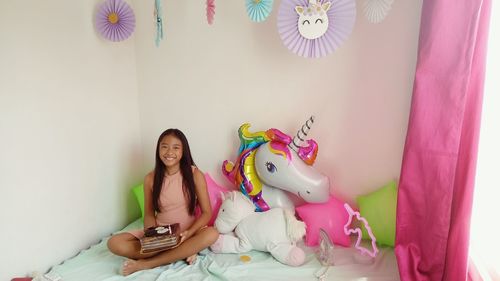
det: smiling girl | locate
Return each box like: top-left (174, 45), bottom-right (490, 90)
top-left (107, 129), bottom-right (219, 275)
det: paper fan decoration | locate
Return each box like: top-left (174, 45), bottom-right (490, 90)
top-left (363, 0), bottom-right (394, 23)
top-left (95, 0), bottom-right (135, 42)
top-left (246, 0), bottom-right (274, 22)
top-left (278, 0), bottom-right (356, 58)
top-left (207, 0), bottom-right (216, 25)
top-left (155, 0), bottom-right (164, 46)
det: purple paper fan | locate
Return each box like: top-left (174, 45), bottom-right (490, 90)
top-left (95, 0), bottom-right (136, 42)
top-left (278, 0), bottom-right (356, 58)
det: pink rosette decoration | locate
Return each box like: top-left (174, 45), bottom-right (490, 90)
top-left (95, 0), bottom-right (136, 42)
top-left (207, 0), bottom-right (215, 25)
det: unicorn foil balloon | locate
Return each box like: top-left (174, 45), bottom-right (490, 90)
top-left (295, 0), bottom-right (332, 40)
top-left (222, 116), bottom-right (330, 211)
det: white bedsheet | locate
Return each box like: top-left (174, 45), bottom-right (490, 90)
top-left (49, 219), bottom-right (400, 281)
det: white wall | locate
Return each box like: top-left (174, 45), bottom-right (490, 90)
top-left (0, 1), bottom-right (143, 279)
top-left (133, 0), bottom-right (422, 203)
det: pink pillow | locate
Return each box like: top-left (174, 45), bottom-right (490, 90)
top-left (196, 173), bottom-right (231, 226)
top-left (296, 196), bottom-right (351, 247)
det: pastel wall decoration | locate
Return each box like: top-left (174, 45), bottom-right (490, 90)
top-left (154, 0), bottom-right (164, 46)
top-left (95, 0), bottom-right (135, 42)
top-left (245, 0), bottom-right (274, 22)
top-left (295, 0), bottom-right (331, 40)
top-left (277, 0), bottom-right (356, 58)
top-left (363, 0), bottom-right (394, 23)
top-left (207, 0), bottom-right (216, 25)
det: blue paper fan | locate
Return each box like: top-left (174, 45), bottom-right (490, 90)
top-left (245, 0), bottom-right (274, 22)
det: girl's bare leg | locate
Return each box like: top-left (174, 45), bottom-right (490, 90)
top-left (121, 226), bottom-right (219, 275)
top-left (107, 233), bottom-right (157, 260)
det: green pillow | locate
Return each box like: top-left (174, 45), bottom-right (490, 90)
top-left (132, 184), bottom-right (144, 220)
top-left (357, 181), bottom-right (398, 247)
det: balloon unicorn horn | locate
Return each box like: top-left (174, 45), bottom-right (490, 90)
top-left (290, 116), bottom-right (314, 151)
top-left (289, 116), bottom-right (318, 165)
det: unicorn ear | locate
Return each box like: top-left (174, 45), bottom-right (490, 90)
top-left (322, 2), bottom-right (331, 12)
top-left (295, 6), bottom-right (304, 15)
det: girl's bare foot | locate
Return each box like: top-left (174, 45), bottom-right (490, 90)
top-left (121, 259), bottom-right (151, 276)
top-left (186, 254), bottom-right (197, 265)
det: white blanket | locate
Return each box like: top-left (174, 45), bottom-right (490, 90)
top-left (49, 219), bottom-right (400, 281)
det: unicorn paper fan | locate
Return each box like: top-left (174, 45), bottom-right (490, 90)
top-left (246, 0), bottom-right (274, 22)
top-left (207, 0), bottom-right (215, 25)
top-left (363, 0), bottom-right (394, 23)
top-left (95, 0), bottom-right (135, 42)
top-left (278, 0), bottom-right (356, 58)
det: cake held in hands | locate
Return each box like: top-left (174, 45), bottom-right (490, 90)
top-left (140, 223), bottom-right (180, 254)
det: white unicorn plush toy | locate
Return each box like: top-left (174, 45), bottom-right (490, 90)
top-left (210, 191), bottom-right (307, 266)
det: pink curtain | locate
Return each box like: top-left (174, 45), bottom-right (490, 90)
top-left (395, 0), bottom-right (491, 280)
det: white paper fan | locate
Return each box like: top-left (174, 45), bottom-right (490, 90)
top-left (363, 0), bottom-right (394, 23)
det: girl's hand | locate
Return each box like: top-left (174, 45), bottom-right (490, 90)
top-left (180, 229), bottom-right (193, 243)
top-left (143, 217), bottom-right (156, 231)
top-left (143, 225), bottom-right (155, 232)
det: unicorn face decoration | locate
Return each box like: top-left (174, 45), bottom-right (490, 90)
top-left (295, 0), bottom-right (332, 40)
top-left (222, 116), bottom-right (330, 212)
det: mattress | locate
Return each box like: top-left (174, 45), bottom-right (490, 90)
top-left (48, 219), bottom-right (400, 281)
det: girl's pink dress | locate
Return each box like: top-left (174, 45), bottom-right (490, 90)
top-left (128, 168), bottom-right (196, 238)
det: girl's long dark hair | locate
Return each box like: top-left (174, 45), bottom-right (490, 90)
top-left (152, 129), bottom-right (197, 215)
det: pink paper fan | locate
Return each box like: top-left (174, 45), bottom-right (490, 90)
top-left (277, 0), bottom-right (356, 58)
top-left (95, 0), bottom-right (135, 42)
top-left (207, 0), bottom-right (215, 25)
